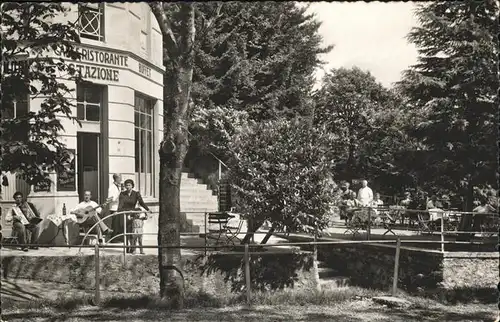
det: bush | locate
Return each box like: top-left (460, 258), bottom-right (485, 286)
top-left (228, 118), bottom-right (342, 235)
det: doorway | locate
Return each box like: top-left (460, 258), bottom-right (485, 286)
top-left (77, 132), bottom-right (101, 203)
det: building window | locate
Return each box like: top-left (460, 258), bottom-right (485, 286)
top-left (134, 94), bottom-right (154, 197)
top-left (77, 84), bottom-right (102, 122)
top-left (140, 4), bottom-right (150, 57)
top-left (1, 95), bottom-right (29, 120)
top-left (79, 3), bottom-right (105, 41)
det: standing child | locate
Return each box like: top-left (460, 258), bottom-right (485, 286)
top-left (129, 208), bottom-right (148, 254)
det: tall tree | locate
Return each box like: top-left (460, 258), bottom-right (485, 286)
top-left (313, 67), bottom-right (397, 181)
top-left (397, 1), bottom-right (499, 210)
top-left (150, 2), bottom-right (223, 308)
top-left (189, 2), bottom-right (332, 161)
top-left (1, 3), bottom-right (82, 188)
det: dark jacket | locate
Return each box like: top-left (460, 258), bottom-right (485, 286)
top-left (118, 190), bottom-right (150, 212)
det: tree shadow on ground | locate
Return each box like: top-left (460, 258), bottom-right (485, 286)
top-left (2, 302), bottom-right (496, 322)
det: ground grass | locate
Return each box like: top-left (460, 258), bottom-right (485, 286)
top-left (2, 300), bottom-right (497, 322)
top-left (2, 286), bottom-right (497, 322)
top-left (2, 286), bottom-right (382, 311)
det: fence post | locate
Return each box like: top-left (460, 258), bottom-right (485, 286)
top-left (313, 225), bottom-right (321, 292)
top-left (218, 160), bottom-right (222, 181)
top-left (244, 243), bottom-right (251, 306)
top-left (94, 244), bottom-right (101, 305)
top-left (204, 212), bottom-right (208, 257)
top-left (366, 207), bottom-right (371, 240)
top-left (440, 212), bottom-right (445, 253)
top-left (392, 238), bottom-right (401, 296)
top-left (123, 212), bottom-right (127, 266)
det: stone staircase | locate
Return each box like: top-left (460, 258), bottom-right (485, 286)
top-left (180, 171), bottom-right (218, 233)
top-left (317, 260), bottom-right (351, 289)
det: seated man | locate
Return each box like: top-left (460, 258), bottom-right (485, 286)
top-left (345, 192), bottom-right (361, 222)
top-left (338, 182), bottom-right (355, 221)
top-left (400, 192), bottom-right (412, 207)
top-left (70, 191), bottom-right (113, 244)
top-left (370, 193), bottom-right (384, 218)
top-left (5, 191), bottom-right (42, 252)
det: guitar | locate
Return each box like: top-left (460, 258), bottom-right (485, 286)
top-left (71, 200), bottom-right (111, 224)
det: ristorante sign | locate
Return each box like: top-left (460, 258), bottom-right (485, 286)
top-left (69, 47), bottom-right (129, 82)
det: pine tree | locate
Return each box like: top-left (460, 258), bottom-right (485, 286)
top-left (398, 1), bottom-right (499, 210)
top-left (189, 2), bottom-right (332, 161)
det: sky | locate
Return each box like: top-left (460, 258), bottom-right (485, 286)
top-left (305, 2), bottom-right (420, 89)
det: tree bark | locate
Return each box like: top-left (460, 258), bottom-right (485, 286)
top-left (260, 223), bottom-right (276, 244)
top-left (241, 219), bottom-right (263, 244)
top-left (153, 2), bottom-right (195, 308)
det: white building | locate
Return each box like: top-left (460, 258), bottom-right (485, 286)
top-left (1, 3), bottom-right (218, 245)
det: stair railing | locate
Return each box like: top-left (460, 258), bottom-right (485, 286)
top-left (207, 152), bottom-right (231, 213)
top-left (208, 151), bottom-right (228, 181)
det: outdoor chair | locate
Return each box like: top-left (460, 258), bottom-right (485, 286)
top-left (344, 207), bottom-right (375, 237)
top-left (378, 205), bottom-right (405, 236)
top-left (1, 226), bottom-right (19, 248)
top-left (478, 213), bottom-right (498, 238)
top-left (206, 212), bottom-right (244, 246)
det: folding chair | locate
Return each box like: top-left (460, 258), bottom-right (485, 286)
top-left (344, 208), bottom-right (370, 237)
top-left (225, 219), bottom-right (244, 245)
top-left (206, 212), bottom-right (232, 245)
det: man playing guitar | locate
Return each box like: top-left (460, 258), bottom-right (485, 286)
top-left (70, 191), bottom-right (113, 244)
top-left (5, 191), bottom-right (43, 251)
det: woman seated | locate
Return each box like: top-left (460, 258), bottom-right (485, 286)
top-left (369, 193), bottom-right (386, 224)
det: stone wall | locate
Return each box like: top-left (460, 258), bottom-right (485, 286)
top-left (318, 243), bottom-right (443, 292)
top-left (317, 243), bottom-right (498, 295)
top-left (1, 252), bottom-right (316, 296)
top-left (442, 252), bottom-right (499, 289)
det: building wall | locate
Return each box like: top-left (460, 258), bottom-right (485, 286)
top-left (1, 3), bottom-right (165, 243)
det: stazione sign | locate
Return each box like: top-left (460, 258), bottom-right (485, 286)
top-left (69, 47), bottom-right (129, 82)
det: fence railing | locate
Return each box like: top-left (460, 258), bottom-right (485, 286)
top-left (2, 207), bottom-right (497, 306)
top-left (1, 238), bottom-right (496, 306)
top-left (335, 205), bottom-right (498, 250)
top-left (78, 207), bottom-right (498, 261)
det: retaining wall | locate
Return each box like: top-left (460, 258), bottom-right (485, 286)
top-left (1, 251), bottom-right (316, 296)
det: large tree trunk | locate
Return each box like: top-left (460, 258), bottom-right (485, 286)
top-left (153, 2), bottom-right (195, 309)
top-left (240, 219), bottom-right (264, 244)
top-left (457, 180), bottom-right (475, 241)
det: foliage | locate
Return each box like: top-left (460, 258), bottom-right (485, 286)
top-left (197, 251), bottom-right (313, 293)
top-left (396, 0), bottom-right (499, 206)
top-left (227, 118), bottom-right (341, 234)
top-left (188, 2), bottom-right (332, 163)
top-left (189, 106), bottom-right (251, 161)
top-left (314, 67), bottom-right (414, 195)
top-left (0, 2), bottom-right (82, 186)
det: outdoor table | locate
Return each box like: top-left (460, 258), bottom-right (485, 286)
top-left (428, 208), bottom-right (449, 222)
top-left (46, 213), bottom-right (78, 245)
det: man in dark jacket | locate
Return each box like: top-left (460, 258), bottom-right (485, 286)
top-left (5, 191), bottom-right (42, 251)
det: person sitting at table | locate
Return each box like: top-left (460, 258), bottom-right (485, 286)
top-left (5, 191), bottom-right (42, 251)
top-left (345, 192), bottom-right (361, 222)
top-left (70, 191), bottom-right (113, 244)
top-left (426, 195), bottom-right (443, 210)
top-left (371, 193), bottom-right (384, 207)
top-left (338, 182), bottom-right (355, 221)
top-left (400, 192), bottom-right (412, 207)
top-left (370, 193), bottom-right (384, 217)
top-left (426, 195), bottom-right (447, 227)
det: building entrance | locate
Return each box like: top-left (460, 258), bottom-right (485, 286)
top-left (77, 132), bottom-right (102, 203)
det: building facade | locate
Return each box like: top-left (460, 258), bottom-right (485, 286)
top-left (1, 3), bottom-right (165, 243)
